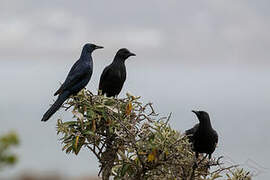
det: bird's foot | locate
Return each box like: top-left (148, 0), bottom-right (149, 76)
top-left (206, 162), bottom-right (211, 169)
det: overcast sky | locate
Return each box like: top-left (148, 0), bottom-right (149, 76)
top-left (0, 0), bottom-right (269, 65)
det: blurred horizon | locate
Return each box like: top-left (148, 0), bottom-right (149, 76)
top-left (0, 0), bottom-right (270, 179)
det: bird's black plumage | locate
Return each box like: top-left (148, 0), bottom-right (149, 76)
top-left (41, 43), bottom-right (103, 122)
top-left (98, 48), bottom-right (135, 97)
top-left (185, 110), bottom-right (218, 159)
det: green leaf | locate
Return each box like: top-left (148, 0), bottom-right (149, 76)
top-left (62, 121), bottom-right (78, 126)
top-left (120, 163), bottom-right (130, 177)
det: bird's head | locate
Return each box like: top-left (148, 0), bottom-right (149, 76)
top-left (192, 110), bottom-right (210, 123)
top-left (83, 43), bottom-right (104, 53)
top-left (115, 48), bottom-right (136, 61)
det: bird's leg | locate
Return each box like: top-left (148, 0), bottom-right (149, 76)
top-left (98, 89), bottom-right (102, 96)
top-left (206, 154), bottom-right (212, 169)
top-left (197, 154), bottom-right (208, 166)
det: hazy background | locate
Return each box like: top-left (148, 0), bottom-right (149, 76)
top-left (0, 0), bottom-right (269, 179)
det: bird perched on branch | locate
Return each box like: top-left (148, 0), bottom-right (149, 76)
top-left (98, 48), bottom-right (135, 97)
top-left (185, 110), bottom-right (218, 159)
top-left (41, 43), bottom-right (103, 122)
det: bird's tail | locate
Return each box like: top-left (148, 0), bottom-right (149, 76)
top-left (41, 91), bottom-right (70, 122)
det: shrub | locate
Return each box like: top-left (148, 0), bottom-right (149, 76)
top-left (56, 89), bottom-right (251, 180)
top-left (0, 131), bottom-right (19, 170)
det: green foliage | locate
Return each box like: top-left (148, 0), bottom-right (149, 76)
top-left (0, 131), bottom-right (19, 170)
top-left (57, 89), bottom-right (252, 180)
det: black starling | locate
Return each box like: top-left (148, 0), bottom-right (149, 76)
top-left (98, 48), bottom-right (135, 97)
top-left (185, 110), bottom-right (218, 159)
top-left (41, 43), bottom-right (103, 122)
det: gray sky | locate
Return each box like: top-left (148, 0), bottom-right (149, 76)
top-left (0, 1), bottom-right (270, 179)
top-left (0, 0), bottom-right (269, 64)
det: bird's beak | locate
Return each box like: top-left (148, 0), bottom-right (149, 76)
top-left (129, 52), bottom-right (136, 57)
top-left (95, 45), bottom-right (104, 49)
top-left (191, 110), bottom-right (198, 115)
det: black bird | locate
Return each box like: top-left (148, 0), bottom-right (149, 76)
top-left (185, 110), bottom-right (218, 159)
top-left (41, 43), bottom-right (103, 122)
top-left (98, 48), bottom-right (135, 97)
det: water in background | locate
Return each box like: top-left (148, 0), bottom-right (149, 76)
top-left (0, 59), bottom-right (269, 179)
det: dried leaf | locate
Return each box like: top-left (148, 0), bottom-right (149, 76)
top-left (147, 148), bottom-right (157, 162)
top-left (92, 119), bottom-right (96, 132)
top-left (126, 102), bottom-right (132, 115)
top-left (75, 135), bottom-right (79, 150)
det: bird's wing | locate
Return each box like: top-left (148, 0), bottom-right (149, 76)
top-left (185, 124), bottom-right (199, 136)
top-left (54, 61), bottom-right (87, 95)
top-left (185, 124), bottom-right (199, 142)
top-left (98, 65), bottom-right (111, 89)
top-left (99, 64), bottom-right (122, 91)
